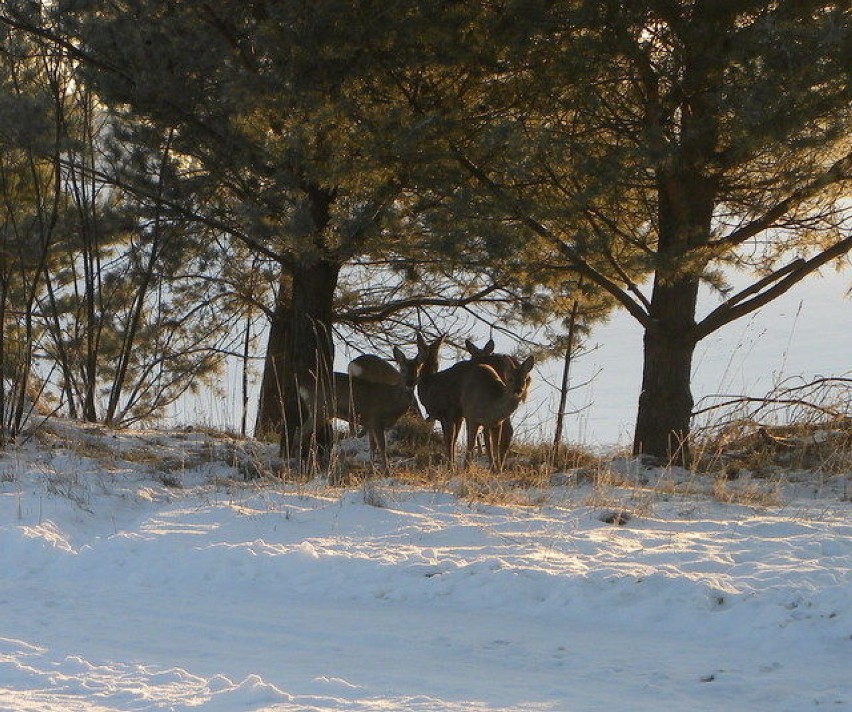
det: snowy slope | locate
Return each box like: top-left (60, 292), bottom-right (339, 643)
top-left (0, 422), bottom-right (850, 711)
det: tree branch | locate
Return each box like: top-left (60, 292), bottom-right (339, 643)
top-left (693, 232), bottom-right (852, 341)
top-left (0, 12), bottom-right (129, 81)
top-left (337, 285), bottom-right (503, 325)
top-left (56, 157), bottom-right (294, 268)
top-left (708, 151), bottom-right (852, 252)
top-left (447, 143), bottom-right (652, 327)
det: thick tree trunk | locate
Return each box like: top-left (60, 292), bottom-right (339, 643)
top-left (634, 164), bottom-right (714, 466)
top-left (255, 259), bottom-right (340, 460)
top-left (255, 276), bottom-right (290, 440)
top-left (633, 277), bottom-right (699, 466)
top-left (256, 184), bottom-right (340, 454)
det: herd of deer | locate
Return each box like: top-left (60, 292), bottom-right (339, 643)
top-left (296, 334), bottom-right (535, 473)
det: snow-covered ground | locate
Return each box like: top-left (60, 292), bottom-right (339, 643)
top-left (1, 421), bottom-right (850, 711)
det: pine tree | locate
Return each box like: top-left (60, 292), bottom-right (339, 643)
top-left (69, 1), bottom-right (412, 451)
top-left (377, 0), bottom-right (852, 463)
top-left (0, 5), bottom-right (245, 428)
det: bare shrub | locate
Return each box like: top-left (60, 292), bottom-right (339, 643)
top-left (693, 375), bottom-right (852, 476)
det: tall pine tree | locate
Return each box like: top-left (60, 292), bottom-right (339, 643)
top-left (73, 1), bottom-right (408, 448)
top-left (375, 0), bottom-right (852, 463)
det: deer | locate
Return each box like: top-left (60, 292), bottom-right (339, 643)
top-left (342, 354), bottom-right (403, 437)
top-left (416, 333), bottom-right (533, 468)
top-left (298, 347), bottom-right (421, 473)
top-left (464, 338), bottom-right (519, 383)
top-left (460, 355), bottom-right (535, 472)
top-left (464, 338), bottom-right (523, 466)
top-left (347, 353), bottom-right (425, 431)
top-left (415, 333), bottom-right (473, 467)
top-left (347, 354), bottom-right (401, 385)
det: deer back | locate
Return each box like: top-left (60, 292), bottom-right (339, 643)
top-left (338, 375), bottom-right (415, 428)
top-left (461, 356), bottom-right (535, 427)
top-left (303, 348), bottom-right (420, 429)
top-left (465, 338), bottom-right (523, 395)
top-left (347, 354), bottom-right (401, 385)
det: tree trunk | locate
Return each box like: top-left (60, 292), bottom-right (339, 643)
top-left (256, 259), bottom-right (340, 458)
top-left (255, 275), bottom-right (291, 440)
top-left (0, 279), bottom-right (6, 445)
top-left (240, 311), bottom-right (252, 438)
top-left (633, 294), bottom-right (698, 467)
top-left (634, 165), bottom-right (713, 466)
top-left (552, 297), bottom-right (581, 451)
top-left (256, 184), bottom-right (340, 458)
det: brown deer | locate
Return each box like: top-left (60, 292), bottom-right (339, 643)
top-left (415, 333), bottom-right (474, 467)
top-left (464, 338), bottom-right (522, 466)
top-left (465, 338), bottom-right (519, 383)
top-left (347, 354), bottom-right (401, 385)
top-left (348, 353), bottom-right (425, 429)
top-left (461, 355), bottom-right (535, 472)
top-left (299, 347), bottom-right (421, 472)
top-left (343, 354), bottom-right (402, 437)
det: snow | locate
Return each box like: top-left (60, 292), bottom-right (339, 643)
top-left (1, 421), bottom-right (850, 711)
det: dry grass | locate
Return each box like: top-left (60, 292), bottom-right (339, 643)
top-left (448, 465), bottom-right (551, 507)
top-left (10, 399), bottom-right (850, 512)
top-left (695, 418), bottom-right (852, 475)
top-left (693, 373), bottom-right (852, 477)
top-left (711, 475), bottom-right (784, 507)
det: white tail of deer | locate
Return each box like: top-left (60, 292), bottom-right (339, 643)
top-left (299, 347), bottom-right (421, 473)
top-left (461, 355), bottom-right (534, 472)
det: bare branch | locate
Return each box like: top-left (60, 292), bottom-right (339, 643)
top-left (338, 285), bottom-right (503, 325)
top-left (693, 232), bottom-right (852, 340)
top-left (56, 157), bottom-right (294, 268)
top-left (448, 143), bottom-right (652, 327)
top-left (708, 151), bottom-right (852, 252)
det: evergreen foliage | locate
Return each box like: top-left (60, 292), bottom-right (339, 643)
top-left (1, 1), bottom-right (850, 460)
top-left (364, 0), bottom-right (852, 463)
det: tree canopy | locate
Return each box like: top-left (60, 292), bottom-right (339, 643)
top-left (1, 1), bottom-right (850, 461)
top-left (361, 0), bottom-right (852, 462)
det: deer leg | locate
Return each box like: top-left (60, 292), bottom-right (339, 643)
top-left (375, 427), bottom-right (390, 475)
top-left (482, 429), bottom-right (493, 466)
top-left (487, 420), bottom-right (512, 472)
top-left (464, 420), bottom-right (480, 469)
top-left (366, 428), bottom-right (377, 469)
top-left (440, 417), bottom-right (460, 470)
top-left (498, 419), bottom-right (513, 471)
top-left (482, 426), bottom-right (495, 471)
top-left (451, 416), bottom-right (465, 469)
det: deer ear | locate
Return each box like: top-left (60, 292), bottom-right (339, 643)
top-left (392, 346), bottom-right (405, 363)
top-left (521, 355), bottom-right (535, 374)
top-left (465, 339), bottom-right (478, 355)
top-left (484, 338), bottom-right (495, 354)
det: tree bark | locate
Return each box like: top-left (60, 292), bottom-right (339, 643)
top-left (255, 276), bottom-right (289, 440)
top-left (553, 297), bottom-right (581, 451)
top-left (256, 258), bottom-right (340, 459)
top-left (633, 282), bottom-right (699, 467)
top-left (633, 146), bottom-right (715, 465)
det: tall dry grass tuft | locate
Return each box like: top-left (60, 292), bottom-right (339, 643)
top-left (693, 375), bottom-right (852, 473)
